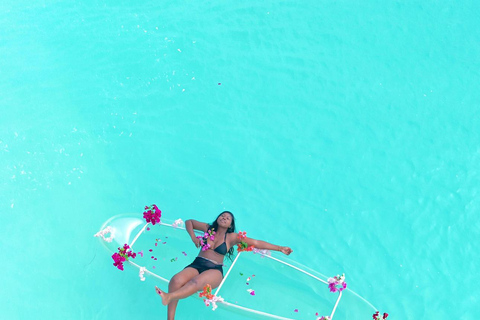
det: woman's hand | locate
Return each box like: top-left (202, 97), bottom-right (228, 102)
top-left (192, 236), bottom-right (202, 248)
top-left (279, 246), bottom-right (293, 255)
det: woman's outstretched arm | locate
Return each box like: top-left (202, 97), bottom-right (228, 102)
top-left (240, 236), bottom-right (293, 255)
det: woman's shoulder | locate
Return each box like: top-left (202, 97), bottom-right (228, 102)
top-left (226, 231), bottom-right (240, 243)
top-left (189, 219), bottom-right (210, 232)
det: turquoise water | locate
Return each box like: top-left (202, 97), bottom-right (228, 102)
top-left (1, 0), bottom-right (479, 319)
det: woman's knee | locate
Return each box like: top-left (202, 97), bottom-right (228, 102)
top-left (169, 274), bottom-right (190, 289)
top-left (187, 278), bottom-right (199, 287)
top-left (193, 270), bottom-right (223, 289)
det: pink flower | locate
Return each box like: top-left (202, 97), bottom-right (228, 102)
top-left (327, 274), bottom-right (347, 293)
top-left (328, 282), bottom-right (338, 292)
top-left (112, 243), bottom-right (136, 270)
top-left (143, 204), bottom-right (162, 225)
top-left (383, 313), bottom-right (389, 319)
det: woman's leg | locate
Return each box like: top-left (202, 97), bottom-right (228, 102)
top-left (165, 267), bottom-right (199, 320)
top-left (156, 269), bottom-right (223, 306)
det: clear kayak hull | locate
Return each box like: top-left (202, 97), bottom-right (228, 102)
top-left (96, 214), bottom-right (377, 319)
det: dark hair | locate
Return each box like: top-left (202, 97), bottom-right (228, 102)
top-left (208, 211), bottom-right (236, 260)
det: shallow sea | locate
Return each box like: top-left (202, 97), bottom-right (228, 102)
top-left (1, 0), bottom-right (479, 319)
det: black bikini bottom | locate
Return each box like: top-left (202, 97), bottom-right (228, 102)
top-left (184, 257), bottom-right (223, 275)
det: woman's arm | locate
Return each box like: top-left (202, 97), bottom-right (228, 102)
top-left (242, 237), bottom-right (293, 255)
top-left (185, 219), bottom-right (209, 248)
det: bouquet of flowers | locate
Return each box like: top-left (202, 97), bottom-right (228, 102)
top-left (94, 226), bottom-right (114, 242)
top-left (112, 244), bottom-right (136, 271)
top-left (236, 231), bottom-right (254, 252)
top-left (197, 229), bottom-right (216, 251)
top-left (237, 241), bottom-right (254, 252)
top-left (199, 284), bottom-right (214, 300)
top-left (327, 273), bottom-right (347, 293)
top-left (172, 218), bottom-right (184, 228)
top-left (199, 284), bottom-right (224, 311)
top-left (143, 204), bottom-right (161, 225)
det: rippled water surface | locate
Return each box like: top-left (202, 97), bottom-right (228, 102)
top-left (1, 1), bottom-right (479, 319)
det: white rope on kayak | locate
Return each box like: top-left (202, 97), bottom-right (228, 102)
top-left (265, 255), bottom-right (329, 285)
top-left (129, 222), bottom-right (150, 248)
top-left (214, 252), bottom-right (242, 296)
top-left (329, 290), bottom-right (342, 319)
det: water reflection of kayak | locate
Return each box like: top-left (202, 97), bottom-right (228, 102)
top-left (96, 214), bottom-right (377, 319)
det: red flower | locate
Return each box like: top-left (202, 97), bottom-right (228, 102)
top-left (199, 284), bottom-right (214, 300)
top-left (238, 231), bottom-right (247, 240)
top-left (237, 241), bottom-right (255, 252)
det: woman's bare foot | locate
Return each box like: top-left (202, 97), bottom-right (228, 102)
top-left (155, 286), bottom-right (171, 306)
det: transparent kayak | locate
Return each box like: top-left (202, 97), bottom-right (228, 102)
top-left (95, 214), bottom-right (377, 319)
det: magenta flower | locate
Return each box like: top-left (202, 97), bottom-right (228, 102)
top-left (328, 282), bottom-right (337, 292)
top-left (327, 273), bottom-right (347, 293)
top-left (112, 243), bottom-right (136, 270)
top-left (373, 311), bottom-right (389, 320)
top-left (197, 229), bottom-right (216, 251)
top-left (143, 204), bottom-right (162, 225)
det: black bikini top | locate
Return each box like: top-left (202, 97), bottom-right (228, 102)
top-left (212, 231), bottom-right (228, 255)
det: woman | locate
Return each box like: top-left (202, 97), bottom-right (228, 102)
top-left (155, 211), bottom-right (293, 320)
